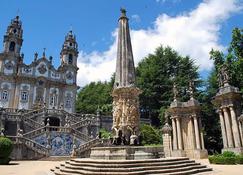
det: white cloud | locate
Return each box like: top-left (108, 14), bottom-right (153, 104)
top-left (77, 0), bottom-right (242, 87)
top-left (131, 14), bottom-right (141, 23)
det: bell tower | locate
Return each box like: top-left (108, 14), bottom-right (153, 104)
top-left (60, 30), bottom-right (78, 68)
top-left (3, 16), bottom-right (23, 55)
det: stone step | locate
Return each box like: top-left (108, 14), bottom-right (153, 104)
top-left (70, 157), bottom-right (190, 164)
top-left (53, 164), bottom-right (210, 175)
top-left (63, 162), bottom-right (201, 172)
top-left (51, 158), bottom-right (212, 175)
top-left (66, 160), bottom-right (196, 168)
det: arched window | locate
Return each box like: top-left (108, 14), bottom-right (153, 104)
top-left (9, 42), bottom-right (16, 52)
top-left (68, 54), bottom-right (73, 64)
top-left (2, 90), bottom-right (9, 101)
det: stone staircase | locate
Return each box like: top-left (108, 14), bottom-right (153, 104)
top-left (51, 157), bottom-right (212, 175)
top-left (8, 136), bottom-right (49, 156)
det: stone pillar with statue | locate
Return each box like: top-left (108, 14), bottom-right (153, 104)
top-left (168, 81), bottom-right (208, 159)
top-left (111, 8), bottom-right (141, 145)
top-left (212, 64), bottom-right (243, 154)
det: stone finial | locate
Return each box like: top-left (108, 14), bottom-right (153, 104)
top-left (0, 128), bottom-right (5, 136)
top-left (43, 48), bottom-right (46, 58)
top-left (189, 80), bottom-right (195, 100)
top-left (34, 52), bottom-right (38, 61)
top-left (162, 123), bottom-right (172, 134)
top-left (49, 56), bottom-right (53, 64)
top-left (120, 8), bottom-right (127, 17)
top-left (173, 83), bottom-right (179, 102)
top-left (46, 118), bottom-right (50, 126)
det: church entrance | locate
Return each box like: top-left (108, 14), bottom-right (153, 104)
top-left (45, 117), bottom-right (60, 127)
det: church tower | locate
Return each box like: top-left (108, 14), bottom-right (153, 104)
top-left (60, 30), bottom-right (78, 68)
top-left (3, 16), bottom-right (23, 55)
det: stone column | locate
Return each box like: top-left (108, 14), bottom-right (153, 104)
top-left (176, 117), bottom-right (183, 150)
top-left (193, 116), bottom-right (201, 149)
top-left (239, 121), bottom-right (243, 145)
top-left (229, 106), bottom-right (242, 147)
top-left (198, 118), bottom-right (205, 150)
top-left (172, 118), bottom-right (178, 150)
top-left (218, 110), bottom-right (228, 148)
top-left (223, 107), bottom-right (234, 148)
top-left (189, 117), bottom-right (195, 149)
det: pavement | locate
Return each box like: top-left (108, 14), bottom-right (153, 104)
top-left (0, 159), bottom-right (243, 175)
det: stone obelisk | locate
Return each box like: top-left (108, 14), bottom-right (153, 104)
top-left (112, 9), bottom-right (141, 145)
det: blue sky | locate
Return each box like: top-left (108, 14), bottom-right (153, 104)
top-left (0, 0), bottom-right (242, 86)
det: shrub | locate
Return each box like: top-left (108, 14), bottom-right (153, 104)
top-left (209, 151), bottom-right (243, 165)
top-left (99, 128), bottom-right (111, 139)
top-left (0, 136), bottom-right (13, 165)
top-left (236, 155), bottom-right (243, 164)
top-left (140, 124), bottom-right (162, 145)
top-left (222, 151), bottom-right (236, 157)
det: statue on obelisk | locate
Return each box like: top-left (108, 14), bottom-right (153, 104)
top-left (112, 8), bottom-right (141, 145)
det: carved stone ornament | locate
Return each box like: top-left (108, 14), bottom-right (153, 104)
top-left (4, 61), bottom-right (14, 70)
top-left (38, 64), bottom-right (47, 74)
top-left (66, 72), bottom-right (73, 80)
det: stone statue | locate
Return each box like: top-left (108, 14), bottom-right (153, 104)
top-left (189, 80), bottom-right (195, 99)
top-left (173, 83), bottom-right (179, 102)
top-left (218, 64), bottom-right (230, 87)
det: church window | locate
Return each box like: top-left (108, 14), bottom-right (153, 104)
top-left (68, 54), bottom-right (73, 64)
top-left (9, 42), bottom-right (16, 52)
top-left (50, 95), bottom-right (57, 106)
top-left (65, 99), bottom-right (71, 108)
top-left (13, 29), bottom-right (17, 34)
top-left (2, 90), bottom-right (9, 101)
top-left (69, 43), bottom-right (72, 46)
top-left (21, 91), bottom-right (28, 102)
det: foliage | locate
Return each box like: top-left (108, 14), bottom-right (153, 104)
top-left (99, 128), bottom-right (111, 139)
top-left (205, 27), bottom-right (243, 153)
top-left (198, 70), bottom-right (222, 154)
top-left (210, 28), bottom-right (243, 92)
top-left (140, 124), bottom-right (162, 145)
top-left (0, 136), bottom-right (13, 165)
top-left (76, 80), bottom-right (113, 114)
top-left (208, 151), bottom-right (243, 165)
top-left (136, 46), bottom-right (199, 126)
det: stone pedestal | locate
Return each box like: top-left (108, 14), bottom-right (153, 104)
top-left (212, 84), bottom-right (243, 153)
top-left (112, 87), bottom-right (141, 144)
top-left (168, 98), bottom-right (208, 159)
top-left (172, 150), bottom-right (186, 157)
top-left (90, 146), bottom-right (164, 160)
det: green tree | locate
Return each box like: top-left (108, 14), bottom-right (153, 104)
top-left (136, 46), bottom-right (199, 126)
top-left (210, 28), bottom-right (243, 92)
top-left (76, 80), bottom-right (113, 114)
top-left (140, 124), bottom-right (162, 145)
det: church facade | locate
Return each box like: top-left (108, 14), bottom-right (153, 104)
top-left (0, 16), bottom-right (79, 113)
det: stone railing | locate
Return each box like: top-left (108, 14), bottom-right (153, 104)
top-left (71, 128), bottom-right (91, 142)
top-left (22, 108), bottom-right (45, 119)
top-left (23, 117), bottom-right (43, 129)
top-left (76, 138), bottom-right (101, 154)
top-left (23, 126), bottom-right (92, 142)
top-left (71, 118), bottom-right (97, 129)
top-left (7, 136), bottom-right (49, 156)
top-left (23, 126), bottom-right (46, 138)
